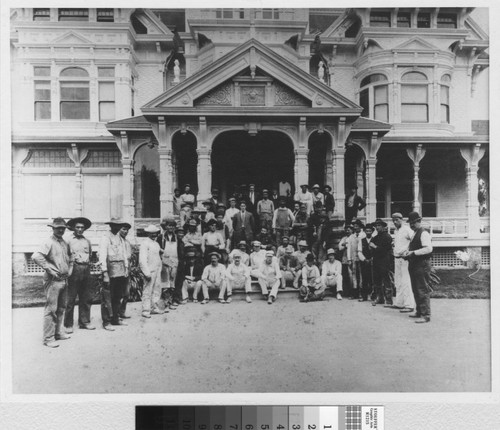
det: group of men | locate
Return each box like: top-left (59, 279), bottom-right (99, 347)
top-left (32, 183), bottom-right (433, 348)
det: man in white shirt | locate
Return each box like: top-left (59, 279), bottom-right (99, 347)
top-left (311, 184), bottom-right (325, 207)
top-left (294, 184), bottom-right (314, 214)
top-left (403, 212), bottom-right (433, 323)
top-left (321, 248), bottom-right (343, 300)
top-left (278, 180), bottom-right (291, 198)
top-left (139, 225), bottom-right (164, 318)
top-left (300, 253), bottom-right (326, 302)
top-left (201, 252), bottom-right (227, 304)
top-left (391, 212), bottom-right (416, 312)
top-left (257, 251), bottom-right (282, 304)
top-left (225, 252), bottom-right (252, 303)
top-left (229, 240), bottom-right (250, 265)
top-left (249, 241), bottom-right (267, 280)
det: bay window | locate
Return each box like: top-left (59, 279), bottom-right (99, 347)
top-left (401, 71), bottom-right (429, 123)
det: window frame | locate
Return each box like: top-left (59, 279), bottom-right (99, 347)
top-left (370, 11), bottom-right (391, 27)
top-left (400, 71), bottom-right (429, 124)
top-left (33, 8), bottom-right (50, 21)
top-left (440, 74), bottom-right (451, 124)
top-left (59, 67), bottom-right (90, 121)
top-left (58, 8), bottom-right (89, 22)
top-left (96, 9), bottom-right (114, 23)
top-left (215, 9), bottom-right (245, 19)
top-left (359, 73), bottom-right (389, 123)
top-left (98, 67), bottom-right (116, 122)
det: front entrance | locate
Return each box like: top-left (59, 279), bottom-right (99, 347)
top-left (211, 130), bottom-right (295, 202)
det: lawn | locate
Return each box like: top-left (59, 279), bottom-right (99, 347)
top-left (11, 268), bottom-right (490, 308)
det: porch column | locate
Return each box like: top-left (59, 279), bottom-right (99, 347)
top-left (118, 131), bottom-right (135, 225)
top-left (158, 116), bottom-right (173, 217)
top-left (460, 144), bottom-right (486, 238)
top-left (332, 149), bottom-right (346, 216)
top-left (406, 144), bottom-right (426, 213)
top-left (197, 148), bottom-right (212, 201)
top-left (365, 158), bottom-right (377, 221)
top-left (294, 148), bottom-right (309, 191)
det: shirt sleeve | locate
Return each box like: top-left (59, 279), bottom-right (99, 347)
top-left (336, 261), bottom-right (343, 286)
top-left (321, 262), bottom-right (327, 284)
top-left (301, 266), bottom-right (308, 287)
top-left (98, 236), bottom-right (109, 272)
top-left (272, 210), bottom-right (278, 229)
top-left (31, 239), bottom-right (52, 269)
top-left (414, 231), bottom-right (433, 255)
top-left (139, 241), bottom-right (150, 277)
top-left (201, 265), bottom-right (209, 281)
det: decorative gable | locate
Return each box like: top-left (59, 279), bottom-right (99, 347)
top-left (393, 37), bottom-right (439, 51)
top-left (51, 31), bottom-right (94, 45)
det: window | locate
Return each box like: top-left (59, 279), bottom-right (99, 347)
top-left (397, 12), bottom-right (411, 28)
top-left (261, 9), bottom-right (279, 20)
top-left (417, 12), bottom-right (430, 28)
top-left (421, 183), bottom-right (437, 217)
top-left (401, 71), bottom-right (428, 123)
top-left (391, 182), bottom-right (413, 216)
top-left (58, 9), bottom-right (89, 21)
top-left (33, 8), bottom-right (50, 21)
top-left (59, 67), bottom-right (90, 121)
top-left (440, 74), bottom-right (451, 124)
top-left (98, 67), bottom-right (115, 122)
top-left (83, 150), bottom-right (122, 167)
top-left (25, 149), bottom-right (73, 167)
top-left (215, 9), bottom-right (245, 19)
top-left (34, 67), bottom-right (51, 121)
top-left (437, 13), bottom-right (457, 28)
top-left (359, 74), bottom-right (389, 122)
top-left (370, 11), bottom-right (391, 27)
top-left (96, 9), bottom-right (114, 22)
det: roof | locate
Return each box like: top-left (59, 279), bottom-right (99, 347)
top-left (106, 115), bottom-right (152, 132)
top-left (351, 117), bottom-right (392, 131)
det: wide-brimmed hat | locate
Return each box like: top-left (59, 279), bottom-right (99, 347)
top-left (208, 251), bottom-right (221, 260)
top-left (327, 248), bottom-right (336, 256)
top-left (228, 197), bottom-right (236, 202)
top-left (183, 183), bottom-right (191, 188)
top-left (144, 224), bottom-right (160, 234)
top-left (408, 211), bottom-right (422, 223)
top-left (252, 241), bottom-right (262, 247)
top-left (185, 246), bottom-right (196, 256)
top-left (391, 212), bottom-right (403, 220)
top-left (373, 218), bottom-right (387, 227)
top-left (188, 219), bottom-right (198, 227)
top-left (300, 184), bottom-right (309, 188)
top-left (192, 206), bottom-right (207, 213)
top-left (306, 253), bottom-right (315, 262)
top-left (175, 226), bottom-right (185, 233)
top-left (47, 217), bottom-right (67, 228)
top-left (105, 218), bottom-right (131, 229)
top-left (238, 240), bottom-right (247, 248)
top-left (352, 219), bottom-right (364, 228)
top-left (262, 189), bottom-right (269, 194)
top-left (281, 236), bottom-right (290, 241)
top-left (181, 202), bottom-right (193, 208)
top-left (324, 184), bottom-right (332, 191)
top-left (232, 251), bottom-right (242, 258)
top-left (202, 199), bottom-right (213, 206)
top-left (364, 223), bottom-right (374, 231)
top-left (285, 245), bottom-right (294, 253)
top-left (160, 217), bottom-right (177, 227)
top-left (66, 217), bottom-right (91, 231)
top-left (265, 250), bottom-right (274, 257)
top-left (298, 240), bottom-right (308, 247)
top-left (312, 184), bottom-right (320, 189)
top-left (207, 219), bottom-right (217, 226)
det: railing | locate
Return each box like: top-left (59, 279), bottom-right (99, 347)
top-left (382, 217), bottom-right (468, 238)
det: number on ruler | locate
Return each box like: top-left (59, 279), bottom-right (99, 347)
top-left (323, 426), bottom-right (331, 429)
top-left (308, 426), bottom-right (316, 429)
top-left (230, 426), bottom-right (238, 430)
top-left (292, 425), bottom-right (301, 429)
top-left (261, 425), bottom-right (270, 430)
top-left (246, 425), bottom-right (254, 430)
top-left (214, 425), bottom-right (222, 430)
top-left (199, 426), bottom-right (207, 430)
top-left (183, 420), bottom-right (192, 430)
top-left (277, 426), bottom-right (284, 430)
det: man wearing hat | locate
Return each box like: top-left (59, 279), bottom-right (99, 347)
top-left (139, 225), bottom-right (164, 318)
top-left (256, 250), bottom-right (282, 304)
top-left (208, 188), bottom-right (220, 209)
top-left (202, 200), bottom-right (216, 223)
top-left (369, 219), bottom-right (393, 306)
top-left (178, 246), bottom-right (204, 303)
top-left (224, 197), bottom-right (239, 236)
top-left (179, 201), bottom-right (193, 226)
top-left (191, 205), bottom-right (207, 234)
top-left (272, 197), bottom-right (295, 246)
top-left (294, 240), bottom-right (311, 272)
top-left (278, 179), bottom-right (291, 199)
top-left (357, 223), bottom-right (375, 301)
top-left (257, 189), bottom-right (275, 232)
top-left (294, 184), bottom-right (314, 214)
top-left (392, 212), bottom-right (416, 312)
top-left (172, 188), bottom-right (182, 216)
top-left (179, 184), bottom-right (196, 207)
top-left (321, 248), bottom-right (343, 300)
top-left (225, 251), bottom-right (252, 303)
top-left (279, 245), bottom-right (301, 289)
top-left (99, 218), bottom-right (132, 330)
top-left (32, 217), bottom-right (71, 347)
top-left (158, 217), bottom-right (181, 309)
top-left (200, 252), bottom-right (227, 304)
top-left (245, 183), bottom-right (259, 214)
top-left (291, 203), bottom-right (310, 243)
top-left (345, 186), bottom-right (366, 225)
top-left (323, 185), bottom-right (335, 216)
top-left (311, 184), bottom-right (325, 207)
top-left (229, 240), bottom-right (250, 266)
top-left (249, 241), bottom-right (267, 280)
top-left (346, 219), bottom-right (366, 300)
top-left (403, 212), bottom-right (433, 323)
top-left (64, 217), bottom-right (95, 333)
top-left (276, 235), bottom-right (291, 260)
top-left (183, 219), bottom-right (203, 258)
top-left (300, 253), bottom-right (326, 302)
top-left (232, 201), bottom-right (255, 246)
top-left (202, 219), bottom-right (225, 265)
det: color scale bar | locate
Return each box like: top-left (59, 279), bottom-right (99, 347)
top-left (136, 406), bottom-right (384, 430)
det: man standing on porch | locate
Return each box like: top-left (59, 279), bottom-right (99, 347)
top-left (272, 197), bottom-right (295, 246)
top-left (180, 184), bottom-right (196, 207)
top-left (345, 186), bottom-right (366, 225)
top-left (391, 212), bottom-right (416, 312)
top-left (224, 197), bottom-right (239, 236)
top-left (232, 201), bottom-right (255, 246)
top-left (278, 180), bottom-right (291, 198)
top-left (323, 185), bottom-right (335, 216)
top-left (294, 184), bottom-right (314, 214)
top-left (246, 183), bottom-right (259, 214)
top-left (257, 189), bottom-right (275, 231)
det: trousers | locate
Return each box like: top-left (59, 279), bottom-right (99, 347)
top-left (360, 260), bottom-right (374, 300)
top-left (142, 269), bottom-right (162, 313)
top-left (409, 259), bottom-right (432, 317)
top-left (393, 258), bottom-right (415, 309)
top-left (101, 276), bottom-right (128, 326)
top-left (43, 278), bottom-right (67, 344)
top-left (372, 261), bottom-right (392, 304)
top-left (182, 279), bottom-right (203, 300)
top-left (259, 277), bottom-right (280, 298)
top-left (64, 264), bottom-right (92, 328)
top-left (197, 280), bottom-right (225, 300)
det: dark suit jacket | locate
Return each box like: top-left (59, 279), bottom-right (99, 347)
top-left (371, 231), bottom-right (393, 268)
top-left (324, 192), bottom-right (335, 212)
top-left (244, 191), bottom-right (260, 213)
top-left (232, 211), bottom-right (255, 242)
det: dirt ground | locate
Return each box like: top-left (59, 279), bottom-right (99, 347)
top-left (11, 296), bottom-right (490, 394)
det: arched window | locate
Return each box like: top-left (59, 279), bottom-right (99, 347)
top-left (359, 73), bottom-right (389, 122)
top-left (401, 71), bottom-right (428, 123)
top-left (59, 67), bottom-right (90, 120)
top-left (440, 74), bottom-right (451, 124)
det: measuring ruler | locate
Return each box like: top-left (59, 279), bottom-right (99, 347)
top-left (136, 406), bottom-right (384, 430)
